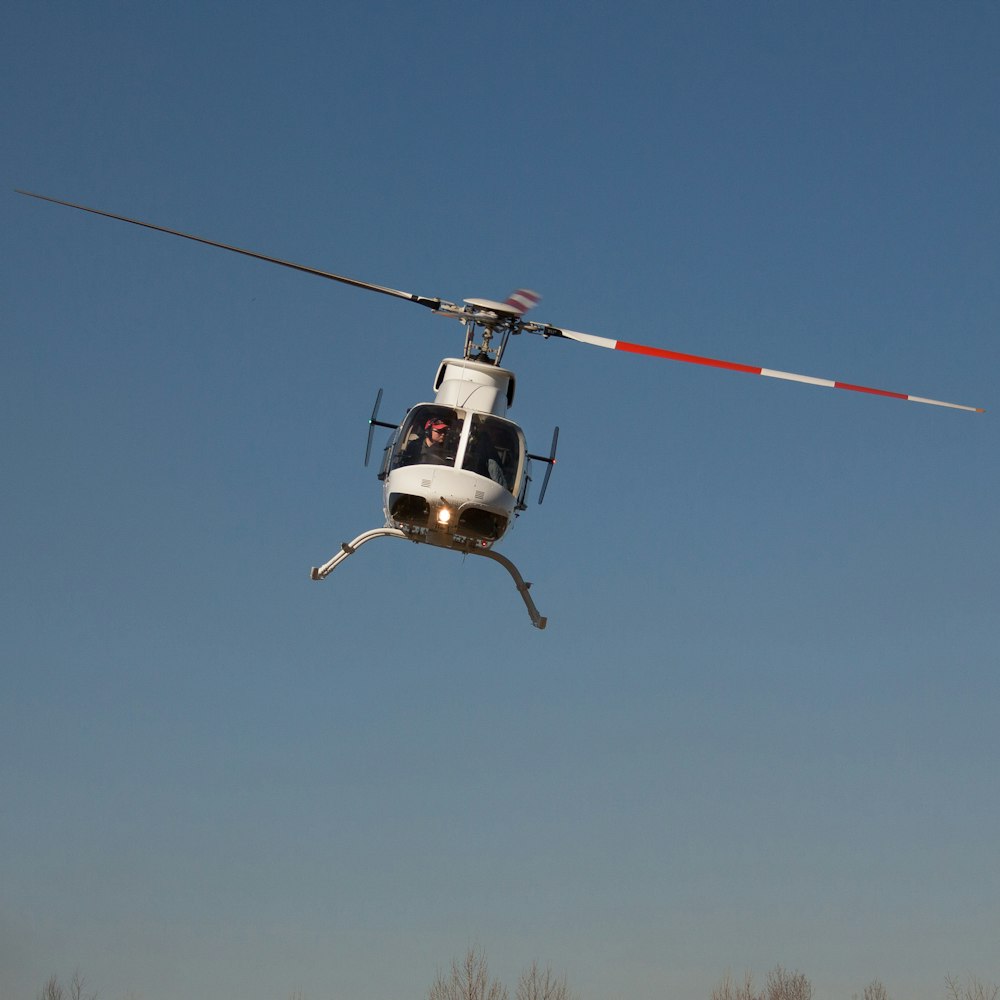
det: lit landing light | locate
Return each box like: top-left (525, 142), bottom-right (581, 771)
top-left (436, 507), bottom-right (452, 526)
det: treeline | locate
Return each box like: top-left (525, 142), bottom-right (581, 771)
top-left (32, 952), bottom-right (998, 1000)
top-left (36, 973), bottom-right (97, 1000)
top-left (710, 967), bottom-right (998, 1000)
top-left (429, 947), bottom-right (570, 1000)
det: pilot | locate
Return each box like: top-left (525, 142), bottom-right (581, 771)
top-left (417, 416), bottom-right (452, 465)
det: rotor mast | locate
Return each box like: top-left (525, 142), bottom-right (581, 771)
top-left (459, 297), bottom-right (528, 365)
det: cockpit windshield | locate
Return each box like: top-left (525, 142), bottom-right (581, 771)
top-left (393, 405), bottom-right (465, 470)
top-left (391, 407), bottom-right (524, 496)
top-left (461, 414), bottom-right (522, 492)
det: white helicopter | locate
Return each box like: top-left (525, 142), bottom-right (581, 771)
top-left (17, 190), bottom-right (984, 629)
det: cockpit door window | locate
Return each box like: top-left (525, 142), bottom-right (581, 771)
top-left (393, 405), bottom-right (465, 470)
top-left (461, 415), bottom-right (524, 493)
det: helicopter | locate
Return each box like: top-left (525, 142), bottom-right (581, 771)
top-left (16, 190), bottom-right (985, 630)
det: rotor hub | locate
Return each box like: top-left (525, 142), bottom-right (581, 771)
top-left (458, 299), bottom-right (525, 364)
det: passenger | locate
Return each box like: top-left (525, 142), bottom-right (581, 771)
top-left (482, 428), bottom-right (509, 488)
top-left (467, 423), bottom-right (510, 489)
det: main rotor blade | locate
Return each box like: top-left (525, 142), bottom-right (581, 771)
top-left (504, 289), bottom-right (541, 315)
top-left (544, 326), bottom-right (984, 414)
top-left (16, 189), bottom-right (446, 312)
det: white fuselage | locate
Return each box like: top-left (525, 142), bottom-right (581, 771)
top-left (380, 358), bottom-right (527, 551)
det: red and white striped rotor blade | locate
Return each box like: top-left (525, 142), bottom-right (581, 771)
top-left (549, 327), bottom-right (984, 414)
top-left (504, 288), bottom-right (542, 315)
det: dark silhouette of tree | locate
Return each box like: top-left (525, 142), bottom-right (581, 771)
top-left (712, 966), bottom-right (812, 1000)
top-left (428, 946), bottom-right (508, 1000)
top-left (37, 972), bottom-right (96, 1000)
top-left (516, 960), bottom-right (572, 1000)
top-left (946, 976), bottom-right (999, 1000)
top-left (863, 978), bottom-right (889, 1000)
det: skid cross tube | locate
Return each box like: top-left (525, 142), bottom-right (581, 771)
top-left (310, 529), bottom-right (547, 629)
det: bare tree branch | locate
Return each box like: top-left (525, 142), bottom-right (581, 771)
top-left (428, 946), bottom-right (508, 1000)
top-left (38, 975), bottom-right (64, 1000)
top-left (516, 960), bottom-right (572, 1000)
top-left (946, 976), bottom-right (999, 1000)
top-left (863, 979), bottom-right (889, 1000)
top-left (69, 970), bottom-right (97, 1000)
top-left (765, 966), bottom-right (812, 1000)
top-left (712, 970), bottom-right (761, 1000)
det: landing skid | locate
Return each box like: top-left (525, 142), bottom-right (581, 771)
top-left (310, 528), bottom-right (548, 629)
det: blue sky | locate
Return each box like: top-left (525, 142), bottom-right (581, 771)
top-left (3, 3), bottom-right (998, 999)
